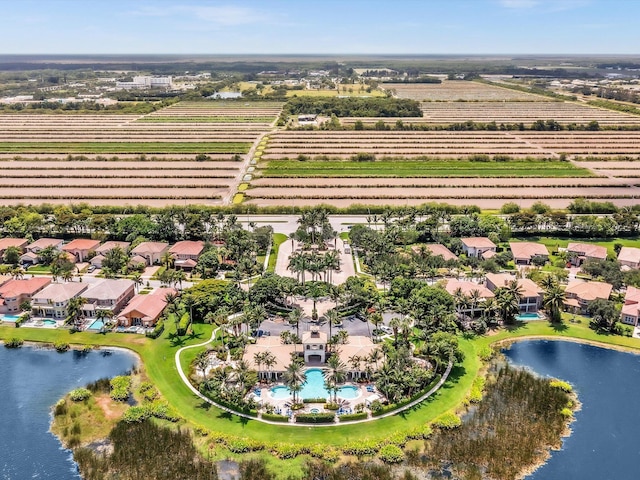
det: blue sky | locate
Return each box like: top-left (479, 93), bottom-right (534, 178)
top-left (0, 0), bottom-right (637, 54)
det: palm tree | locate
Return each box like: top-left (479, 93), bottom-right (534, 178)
top-left (288, 308), bottom-right (303, 338)
top-left (389, 317), bottom-right (401, 346)
top-left (132, 273), bottom-right (143, 293)
top-left (543, 283), bottom-right (565, 323)
top-left (282, 355), bottom-right (305, 404)
top-left (325, 308), bottom-right (340, 352)
top-left (95, 308), bottom-right (113, 325)
top-left (161, 251), bottom-right (174, 269)
top-left (66, 296), bottom-right (87, 327)
top-left (194, 350), bottom-right (210, 378)
top-left (324, 354), bottom-right (348, 402)
top-left (495, 288), bottom-right (520, 325)
top-left (253, 351), bottom-right (265, 381)
top-left (262, 351), bottom-right (276, 381)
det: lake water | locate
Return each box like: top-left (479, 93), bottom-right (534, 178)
top-left (0, 345), bottom-right (137, 480)
top-left (504, 340), bottom-right (640, 480)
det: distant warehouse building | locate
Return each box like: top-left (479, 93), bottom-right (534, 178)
top-left (116, 76), bottom-right (172, 90)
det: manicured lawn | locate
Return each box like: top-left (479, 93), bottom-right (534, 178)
top-left (261, 160), bottom-right (592, 178)
top-left (267, 233), bottom-right (288, 272)
top-left (0, 142), bottom-right (251, 154)
top-left (515, 236), bottom-right (640, 256)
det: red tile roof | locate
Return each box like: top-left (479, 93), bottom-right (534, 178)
top-left (62, 239), bottom-right (101, 251)
top-left (461, 237), bottom-right (496, 249)
top-left (0, 277), bottom-right (51, 298)
top-left (169, 240), bottom-right (205, 257)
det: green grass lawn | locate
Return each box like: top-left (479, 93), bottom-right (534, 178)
top-left (26, 265), bottom-right (52, 273)
top-left (514, 236), bottom-right (640, 256)
top-left (0, 142), bottom-right (251, 154)
top-left (261, 159), bottom-right (593, 178)
top-left (267, 233), bottom-right (288, 272)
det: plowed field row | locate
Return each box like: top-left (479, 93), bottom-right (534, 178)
top-left (382, 81), bottom-right (549, 102)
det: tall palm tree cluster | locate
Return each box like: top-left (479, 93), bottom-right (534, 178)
top-left (375, 345), bottom-right (436, 404)
top-left (287, 250), bottom-right (340, 285)
top-left (199, 360), bottom-right (258, 408)
top-left (293, 208), bottom-right (335, 247)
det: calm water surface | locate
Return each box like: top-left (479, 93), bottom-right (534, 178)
top-left (504, 340), bottom-right (640, 480)
top-left (0, 345), bottom-right (136, 480)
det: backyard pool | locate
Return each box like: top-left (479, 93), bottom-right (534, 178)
top-left (516, 312), bottom-right (545, 321)
top-left (87, 320), bottom-right (104, 331)
top-left (1, 315), bottom-right (21, 322)
top-left (43, 320), bottom-right (57, 327)
top-left (270, 368), bottom-right (361, 400)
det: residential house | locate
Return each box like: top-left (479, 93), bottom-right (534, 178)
top-left (0, 277), bottom-right (51, 314)
top-left (81, 279), bottom-right (135, 318)
top-left (117, 287), bottom-right (176, 327)
top-left (62, 239), bottom-right (101, 263)
top-left (485, 273), bottom-right (544, 313)
top-left (563, 280), bottom-right (613, 315)
top-left (170, 240), bottom-right (205, 270)
top-left (411, 244), bottom-right (458, 262)
top-left (445, 279), bottom-right (494, 316)
top-left (461, 237), bottom-right (497, 259)
top-left (25, 238), bottom-right (63, 254)
top-left (130, 242), bottom-right (169, 266)
top-left (95, 241), bottom-right (130, 256)
top-left (32, 282), bottom-right (89, 319)
top-left (0, 238), bottom-right (28, 257)
top-left (90, 255), bottom-right (106, 268)
top-left (618, 247), bottom-right (640, 269)
top-left (566, 243), bottom-right (607, 267)
top-left (621, 286), bottom-right (640, 326)
top-left (509, 242), bottom-right (549, 266)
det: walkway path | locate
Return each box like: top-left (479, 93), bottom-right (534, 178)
top-left (175, 332), bottom-right (454, 427)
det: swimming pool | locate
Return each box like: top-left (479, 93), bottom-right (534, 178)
top-left (516, 312), bottom-right (544, 321)
top-left (1, 315), bottom-right (20, 322)
top-left (87, 320), bottom-right (104, 331)
top-left (43, 320), bottom-right (56, 327)
top-left (270, 368), bottom-right (361, 400)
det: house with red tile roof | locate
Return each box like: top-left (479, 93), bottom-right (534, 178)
top-left (564, 280), bottom-right (613, 314)
top-left (170, 241), bottom-right (205, 270)
top-left (621, 286), bottom-right (640, 326)
top-left (485, 273), bottom-right (544, 313)
top-left (62, 239), bottom-right (101, 263)
top-left (0, 277), bottom-right (51, 315)
top-left (95, 241), bottom-right (130, 255)
top-left (117, 287), bottom-right (176, 327)
top-left (130, 242), bottom-right (169, 266)
top-left (509, 242), bottom-right (549, 265)
top-left (461, 237), bottom-right (496, 259)
top-left (617, 246), bottom-right (640, 269)
top-left (411, 244), bottom-right (458, 262)
top-left (0, 238), bottom-right (28, 257)
top-left (567, 243), bottom-right (607, 267)
top-left (25, 238), bottom-right (63, 254)
top-left (445, 279), bottom-right (494, 316)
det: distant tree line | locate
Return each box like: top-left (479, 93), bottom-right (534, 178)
top-left (282, 96), bottom-right (422, 118)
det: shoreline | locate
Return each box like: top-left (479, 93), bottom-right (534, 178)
top-left (492, 333), bottom-right (640, 356)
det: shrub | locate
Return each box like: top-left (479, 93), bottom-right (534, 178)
top-left (309, 445), bottom-right (340, 462)
top-left (228, 438), bottom-right (264, 453)
top-left (432, 412), bottom-right (462, 429)
top-left (123, 406), bottom-right (148, 423)
top-left (69, 388), bottom-right (92, 402)
top-left (261, 413), bottom-right (290, 423)
top-left (271, 443), bottom-right (306, 459)
top-left (53, 399), bottom-right (67, 416)
top-left (561, 408), bottom-right (574, 418)
top-left (339, 412), bottom-right (368, 422)
top-left (54, 341), bottom-right (69, 352)
top-left (378, 444), bottom-right (405, 464)
top-left (4, 337), bottom-right (23, 348)
top-left (145, 319), bottom-right (164, 339)
top-left (342, 439), bottom-right (381, 456)
top-left (550, 380), bottom-right (573, 393)
top-left (177, 312), bottom-right (190, 336)
top-left (110, 375), bottom-right (131, 402)
top-left (295, 412), bottom-right (335, 424)
top-left (302, 397), bottom-right (327, 404)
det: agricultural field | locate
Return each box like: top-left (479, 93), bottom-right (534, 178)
top-left (0, 101), bottom-right (283, 205)
top-left (249, 129), bottom-right (640, 209)
top-left (382, 80), bottom-right (550, 101)
top-left (340, 101), bottom-right (640, 127)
